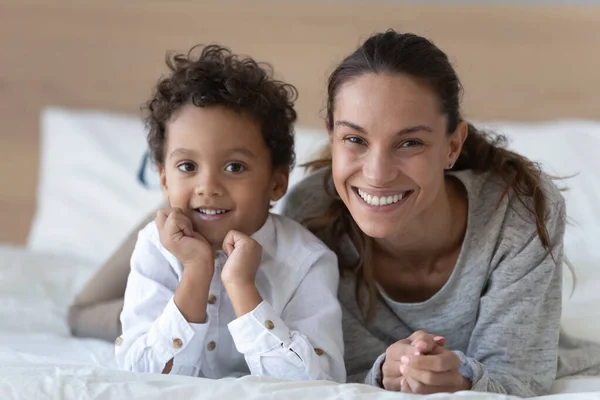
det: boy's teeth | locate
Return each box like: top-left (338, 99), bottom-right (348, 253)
top-left (357, 188), bottom-right (405, 207)
top-left (199, 209), bottom-right (227, 215)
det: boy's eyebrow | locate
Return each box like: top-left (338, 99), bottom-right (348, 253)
top-left (169, 147), bottom-right (257, 159)
top-left (226, 147), bottom-right (257, 159)
top-left (169, 148), bottom-right (196, 159)
top-left (335, 120), bottom-right (433, 135)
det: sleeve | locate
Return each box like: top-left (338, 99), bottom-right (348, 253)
top-left (364, 353), bottom-right (386, 386)
top-left (115, 228), bottom-right (209, 376)
top-left (455, 198), bottom-right (566, 396)
top-left (227, 248), bottom-right (346, 383)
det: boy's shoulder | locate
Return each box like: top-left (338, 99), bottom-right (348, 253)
top-left (257, 213), bottom-right (337, 301)
top-left (137, 219), bottom-right (161, 245)
top-left (263, 213), bottom-right (337, 272)
top-left (268, 212), bottom-right (331, 253)
top-left (133, 219), bottom-right (183, 272)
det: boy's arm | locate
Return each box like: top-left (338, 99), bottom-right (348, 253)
top-left (227, 248), bottom-right (346, 383)
top-left (116, 227), bottom-right (210, 377)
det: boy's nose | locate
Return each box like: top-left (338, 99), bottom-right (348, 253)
top-left (195, 173), bottom-right (223, 197)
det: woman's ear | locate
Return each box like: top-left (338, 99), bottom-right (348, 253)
top-left (447, 121), bottom-right (468, 166)
top-left (270, 167), bottom-right (289, 202)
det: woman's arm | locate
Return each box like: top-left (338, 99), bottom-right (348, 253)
top-left (452, 199), bottom-right (565, 396)
top-left (68, 212), bottom-right (155, 341)
top-left (398, 197), bottom-right (566, 396)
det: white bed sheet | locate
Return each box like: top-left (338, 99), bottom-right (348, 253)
top-left (1, 245), bottom-right (599, 400)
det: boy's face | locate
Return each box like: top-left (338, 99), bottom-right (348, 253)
top-left (159, 104), bottom-right (288, 248)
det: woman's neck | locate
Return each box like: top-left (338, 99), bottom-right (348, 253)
top-left (373, 176), bottom-right (468, 271)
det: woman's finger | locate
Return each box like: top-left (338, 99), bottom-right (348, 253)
top-left (404, 349), bottom-right (461, 373)
top-left (403, 374), bottom-right (439, 395)
top-left (408, 330), bottom-right (439, 355)
top-left (404, 366), bottom-right (463, 387)
top-left (384, 339), bottom-right (412, 361)
top-left (382, 375), bottom-right (403, 391)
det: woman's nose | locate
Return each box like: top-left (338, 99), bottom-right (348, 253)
top-left (362, 149), bottom-right (397, 187)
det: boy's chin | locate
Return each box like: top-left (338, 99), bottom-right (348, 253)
top-left (197, 231), bottom-right (226, 250)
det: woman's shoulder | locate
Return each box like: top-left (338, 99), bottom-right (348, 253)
top-left (453, 169), bottom-right (566, 254)
top-left (280, 167), bottom-right (336, 223)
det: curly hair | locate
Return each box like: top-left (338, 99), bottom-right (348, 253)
top-left (143, 44), bottom-right (298, 170)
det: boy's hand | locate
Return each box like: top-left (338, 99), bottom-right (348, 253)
top-left (220, 230), bottom-right (262, 287)
top-left (155, 207), bottom-right (213, 274)
top-left (156, 208), bottom-right (215, 323)
top-left (221, 230), bottom-right (263, 317)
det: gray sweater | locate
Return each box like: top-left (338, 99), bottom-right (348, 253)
top-left (280, 167), bottom-right (600, 397)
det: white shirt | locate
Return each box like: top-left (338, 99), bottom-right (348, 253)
top-left (116, 213), bottom-right (345, 383)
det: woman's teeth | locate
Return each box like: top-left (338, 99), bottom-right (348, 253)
top-left (357, 188), bottom-right (405, 206)
top-left (198, 209), bottom-right (228, 215)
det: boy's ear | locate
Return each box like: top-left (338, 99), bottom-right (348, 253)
top-left (270, 167), bottom-right (289, 202)
top-left (158, 166), bottom-right (170, 203)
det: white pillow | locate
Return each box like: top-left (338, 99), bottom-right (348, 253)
top-left (476, 120), bottom-right (600, 327)
top-left (477, 120), bottom-right (600, 269)
top-left (28, 107), bottom-right (329, 265)
top-left (28, 108), bottom-right (164, 266)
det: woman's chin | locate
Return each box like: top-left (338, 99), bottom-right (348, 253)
top-left (353, 218), bottom-right (397, 240)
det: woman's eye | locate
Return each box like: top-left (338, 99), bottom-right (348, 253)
top-left (225, 163), bottom-right (246, 173)
top-left (177, 162), bottom-right (196, 172)
top-left (400, 140), bottom-right (423, 148)
top-left (343, 136), bottom-right (366, 146)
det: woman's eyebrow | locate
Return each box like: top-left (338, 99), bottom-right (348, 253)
top-left (335, 120), bottom-right (433, 135)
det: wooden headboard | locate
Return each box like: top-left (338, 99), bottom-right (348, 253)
top-left (1, 1), bottom-right (599, 244)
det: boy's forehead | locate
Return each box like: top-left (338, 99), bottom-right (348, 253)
top-left (164, 131), bottom-right (270, 165)
top-left (165, 106), bottom-right (266, 151)
top-left (169, 104), bottom-right (260, 132)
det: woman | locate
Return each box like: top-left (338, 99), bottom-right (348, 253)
top-left (69, 30), bottom-right (600, 396)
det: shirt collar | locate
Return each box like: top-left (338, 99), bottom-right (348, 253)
top-left (251, 213), bottom-right (276, 248)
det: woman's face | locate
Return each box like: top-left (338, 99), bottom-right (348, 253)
top-left (329, 73), bottom-right (464, 239)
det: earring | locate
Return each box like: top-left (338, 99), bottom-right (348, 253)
top-left (446, 162), bottom-right (454, 170)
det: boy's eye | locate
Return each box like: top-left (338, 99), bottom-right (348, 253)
top-left (177, 162), bottom-right (197, 172)
top-left (225, 163), bottom-right (245, 173)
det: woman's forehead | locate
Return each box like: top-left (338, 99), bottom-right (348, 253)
top-left (333, 73), bottom-right (445, 130)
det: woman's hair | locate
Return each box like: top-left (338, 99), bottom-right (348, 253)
top-left (304, 30), bottom-right (559, 321)
top-left (144, 44), bottom-right (298, 170)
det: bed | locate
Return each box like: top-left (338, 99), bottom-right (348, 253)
top-left (1, 1), bottom-right (600, 399)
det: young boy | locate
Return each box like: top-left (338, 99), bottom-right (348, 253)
top-left (115, 45), bottom-right (345, 382)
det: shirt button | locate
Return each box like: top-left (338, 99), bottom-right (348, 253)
top-left (207, 294), bottom-right (217, 305)
top-left (314, 348), bottom-right (325, 356)
top-left (172, 338), bottom-right (183, 349)
top-left (115, 336), bottom-right (123, 346)
top-left (207, 341), bottom-right (216, 351)
top-left (264, 320), bottom-right (275, 330)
